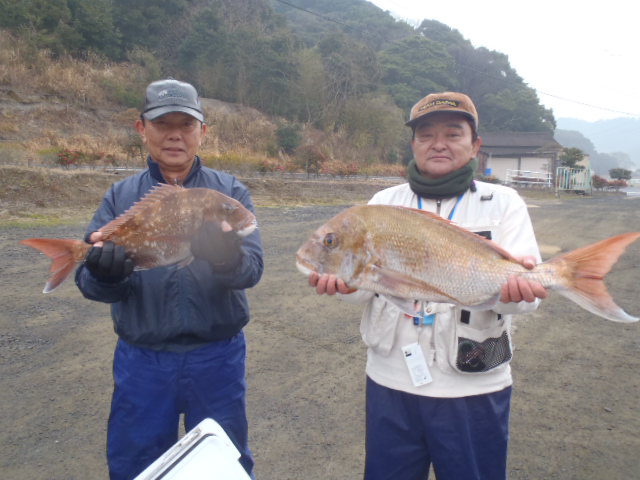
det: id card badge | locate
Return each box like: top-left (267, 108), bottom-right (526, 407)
top-left (401, 342), bottom-right (432, 387)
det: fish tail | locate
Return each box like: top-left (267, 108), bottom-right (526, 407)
top-left (547, 232), bottom-right (640, 322)
top-left (20, 238), bottom-right (89, 293)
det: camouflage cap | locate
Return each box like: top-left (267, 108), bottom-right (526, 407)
top-left (142, 78), bottom-right (204, 123)
top-left (406, 91), bottom-right (478, 131)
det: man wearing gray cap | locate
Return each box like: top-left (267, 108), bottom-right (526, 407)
top-left (308, 91), bottom-right (547, 479)
top-left (75, 78), bottom-right (263, 479)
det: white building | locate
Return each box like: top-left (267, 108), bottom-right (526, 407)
top-left (478, 132), bottom-right (564, 185)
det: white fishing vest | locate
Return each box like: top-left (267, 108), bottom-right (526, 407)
top-left (340, 181), bottom-right (542, 398)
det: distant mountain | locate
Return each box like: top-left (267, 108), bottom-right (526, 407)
top-left (556, 117), bottom-right (640, 169)
top-left (554, 128), bottom-right (634, 176)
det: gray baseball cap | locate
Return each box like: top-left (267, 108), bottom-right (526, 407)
top-left (142, 78), bottom-right (204, 123)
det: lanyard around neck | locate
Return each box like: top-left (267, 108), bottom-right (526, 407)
top-left (418, 194), bottom-right (464, 220)
top-left (412, 193), bottom-right (463, 327)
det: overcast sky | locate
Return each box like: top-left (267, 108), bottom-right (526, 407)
top-left (368, 0), bottom-right (640, 123)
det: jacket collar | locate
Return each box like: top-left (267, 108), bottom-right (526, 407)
top-left (147, 156), bottom-right (202, 185)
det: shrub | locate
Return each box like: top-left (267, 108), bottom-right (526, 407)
top-left (101, 77), bottom-right (144, 108)
top-left (591, 175), bottom-right (628, 192)
top-left (276, 123), bottom-right (301, 154)
top-left (320, 160), bottom-right (359, 177)
top-left (293, 145), bottom-right (327, 176)
top-left (607, 179), bottom-right (628, 191)
top-left (476, 174), bottom-right (502, 184)
top-left (56, 148), bottom-right (84, 168)
top-left (591, 175), bottom-right (609, 191)
top-left (359, 163), bottom-right (406, 178)
top-left (257, 158), bottom-right (286, 174)
top-left (201, 152), bottom-right (286, 175)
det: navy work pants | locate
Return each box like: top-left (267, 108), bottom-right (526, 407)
top-left (106, 334), bottom-right (252, 480)
top-left (364, 377), bottom-right (511, 480)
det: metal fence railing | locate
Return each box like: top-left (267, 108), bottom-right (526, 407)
top-left (556, 167), bottom-right (592, 194)
top-left (505, 170), bottom-right (552, 188)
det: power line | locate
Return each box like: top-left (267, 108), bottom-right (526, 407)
top-left (457, 62), bottom-right (640, 118)
top-left (273, 0), bottom-right (357, 31)
top-left (274, 0), bottom-right (640, 118)
top-left (536, 91), bottom-right (640, 118)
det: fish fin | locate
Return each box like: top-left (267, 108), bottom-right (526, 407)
top-left (380, 296), bottom-right (421, 316)
top-left (369, 264), bottom-right (459, 304)
top-left (177, 256), bottom-right (194, 268)
top-left (220, 220), bottom-right (233, 233)
top-left (380, 294), bottom-right (499, 316)
top-left (465, 294), bottom-right (501, 311)
top-left (20, 238), bottom-right (89, 293)
top-left (547, 232), bottom-right (640, 322)
top-left (100, 184), bottom-right (182, 238)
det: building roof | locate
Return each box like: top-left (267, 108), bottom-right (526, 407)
top-left (480, 131), bottom-right (563, 157)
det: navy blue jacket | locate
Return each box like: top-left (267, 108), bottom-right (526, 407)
top-left (75, 157), bottom-right (264, 352)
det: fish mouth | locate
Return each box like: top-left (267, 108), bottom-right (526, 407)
top-left (237, 219), bottom-right (258, 237)
top-left (295, 255), bottom-right (317, 277)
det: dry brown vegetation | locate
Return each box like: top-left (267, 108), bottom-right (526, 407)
top-left (0, 164), bottom-right (401, 227)
top-left (0, 31), bottom-right (409, 177)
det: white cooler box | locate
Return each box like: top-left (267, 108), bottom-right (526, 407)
top-left (134, 418), bottom-right (251, 480)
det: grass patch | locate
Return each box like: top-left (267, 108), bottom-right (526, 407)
top-left (252, 197), bottom-right (363, 208)
top-left (0, 209), bottom-right (92, 228)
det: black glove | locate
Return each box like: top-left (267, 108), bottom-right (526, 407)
top-left (85, 241), bottom-right (134, 283)
top-left (191, 221), bottom-right (243, 272)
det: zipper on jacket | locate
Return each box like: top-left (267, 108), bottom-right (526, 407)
top-left (436, 199), bottom-right (442, 216)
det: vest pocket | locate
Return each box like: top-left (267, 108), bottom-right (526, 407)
top-left (456, 329), bottom-right (512, 372)
top-left (448, 314), bottom-right (512, 374)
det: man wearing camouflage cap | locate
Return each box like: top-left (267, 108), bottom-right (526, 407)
top-left (308, 91), bottom-right (547, 479)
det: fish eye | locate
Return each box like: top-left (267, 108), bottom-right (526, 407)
top-left (323, 233), bottom-right (338, 248)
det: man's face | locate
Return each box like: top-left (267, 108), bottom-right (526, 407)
top-left (411, 112), bottom-right (481, 179)
top-left (135, 112), bottom-right (206, 174)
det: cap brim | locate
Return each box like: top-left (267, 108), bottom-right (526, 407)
top-left (405, 110), bottom-right (475, 129)
top-left (143, 105), bottom-right (204, 123)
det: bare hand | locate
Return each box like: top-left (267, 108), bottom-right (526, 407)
top-left (308, 272), bottom-right (356, 296)
top-left (500, 256), bottom-right (548, 303)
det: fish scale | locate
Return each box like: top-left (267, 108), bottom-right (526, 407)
top-left (357, 206), bottom-right (522, 304)
top-left (296, 204), bottom-right (640, 323)
top-left (20, 183), bottom-right (257, 293)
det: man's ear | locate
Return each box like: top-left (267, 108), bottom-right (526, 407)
top-left (134, 118), bottom-right (145, 134)
top-left (472, 136), bottom-right (482, 156)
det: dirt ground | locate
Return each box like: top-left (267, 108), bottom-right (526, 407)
top-left (1, 169), bottom-right (639, 479)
